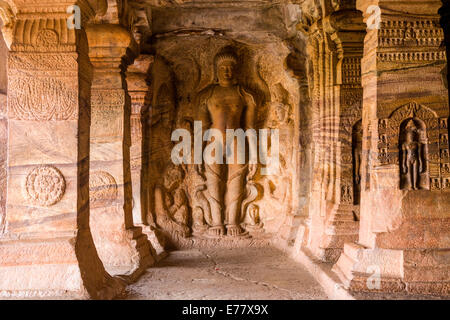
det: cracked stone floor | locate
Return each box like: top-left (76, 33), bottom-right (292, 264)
top-left (125, 247), bottom-right (328, 300)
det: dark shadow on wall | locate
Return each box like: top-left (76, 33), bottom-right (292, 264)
top-left (440, 0), bottom-right (450, 149)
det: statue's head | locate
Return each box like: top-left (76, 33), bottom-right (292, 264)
top-left (405, 119), bottom-right (418, 142)
top-left (215, 48), bottom-right (238, 86)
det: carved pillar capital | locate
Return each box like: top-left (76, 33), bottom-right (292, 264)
top-left (324, 9), bottom-right (365, 58)
top-left (3, 0), bottom-right (107, 51)
top-left (86, 23), bottom-right (137, 67)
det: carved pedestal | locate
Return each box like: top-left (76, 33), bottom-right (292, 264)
top-left (0, 1), bottom-right (124, 298)
top-left (333, 0), bottom-right (450, 295)
top-left (86, 24), bottom-right (153, 279)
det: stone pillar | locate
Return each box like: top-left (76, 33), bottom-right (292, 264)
top-left (0, 0), bottom-right (124, 298)
top-left (302, 4), bottom-right (365, 262)
top-left (333, 0), bottom-right (450, 295)
top-left (125, 54), bottom-right (166, 260)
top-left (320, 6), bottom-right (366, 262)
top-left (86, 24), bottom-right (153, 280)
top-left (126, 54), bottom-right (152, 226)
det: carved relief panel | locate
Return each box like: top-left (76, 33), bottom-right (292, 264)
top-left (147, 37), bottom-right (297, 246)
top-left (377, 102), bottom-right (443, 190)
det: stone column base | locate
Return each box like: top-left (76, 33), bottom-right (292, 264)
top-left (0, 237), bottom-right (125, 299)
top-left (92, 227), bottom-right (155, 281)
top-left (332, 243), bottom-right (450, 296)
top-left (140, 224), bottom-right (168, 262)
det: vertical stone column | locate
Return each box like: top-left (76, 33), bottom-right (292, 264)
top-left (303, 4), bottom-right (366, 263)
top-left (125, 54), bottom-right (153, 226)
top-left (333, 0), bottom-right (450, 295)
top-left (306, 27), bottom-right (330, 260)
top-left (86, 24), bottom-right (153, 280)
top-left (319, 6), bottom-right (366, 262)
top-left (125, 54), bottom-right (165, 260)
top-left (0, 1), bottom-right (124, 298)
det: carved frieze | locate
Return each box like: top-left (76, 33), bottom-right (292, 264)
top-left (8, 76), bottom-right (78, 121)
top-left (91, 90), bottom-right (125, 139)
top-left (377, 18), bottom-right (445, 63)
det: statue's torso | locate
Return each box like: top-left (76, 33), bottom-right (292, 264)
top-left (207, 85), bottom-right (245, 133)
top-left (404, 141), bottom-right (420, 161)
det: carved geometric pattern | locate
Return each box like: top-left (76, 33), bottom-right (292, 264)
top-left (24, 165), bottom-right (66, 207)
top-left (378, 19), bottom-right (445, 63)
top-left (89, 171), bottom-right (118, 207)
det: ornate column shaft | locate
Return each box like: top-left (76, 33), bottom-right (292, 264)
top-left (125, 54), bottom-right (152, 226)
top-left (316, 6), bottom-right (366, 262)
top-left (125, 54), bottom-right (165, 260)
top-left (86, 24), bottom-right (153, 279)
top-left (0, 0), bottom-right (124, 298)
top-left (303, 4), bottom-right (366, 263)
top-left (333, 0), bottom-right (450, 295)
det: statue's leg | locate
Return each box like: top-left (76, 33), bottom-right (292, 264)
top-left (412, 161), bottom-right (419, 190)
top-left (407, 161), bottom-right (413, 190)
top-left (205, 163), bottom-right (225, 236)
top-left (225, 163), bottom-right (248, 236)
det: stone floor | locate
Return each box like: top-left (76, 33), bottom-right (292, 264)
top-left (124, 247), bottom-right (328, 300)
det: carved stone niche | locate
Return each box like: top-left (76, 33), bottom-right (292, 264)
top-left (377, 102), bottom-right (440, 190)
top-left (146, 34), bottom-right (299, 248)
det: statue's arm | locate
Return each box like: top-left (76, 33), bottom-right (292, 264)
top-left (241, 88), bottom-right (257, 130)
top-left (418, 143), bottom-right (424, 172)
top-left (402, 144), bottom-right (407, 173)
top-left (241, 87), bottom-right (258, 167)
top-left (195, 89), bottom-right (212, 132)
top-left (194, 89), bottom-right (212, 169)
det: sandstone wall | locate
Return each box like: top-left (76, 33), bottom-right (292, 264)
top-left (0, 29), bottom-right (7, 233)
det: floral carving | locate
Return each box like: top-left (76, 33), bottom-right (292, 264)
top-left (24, 166), bottom-right (66, 207)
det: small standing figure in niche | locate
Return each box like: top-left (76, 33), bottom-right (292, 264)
top-left (401, 120), bottom-right (424, 190)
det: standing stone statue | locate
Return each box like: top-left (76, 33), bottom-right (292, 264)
top-left (401, 120), bottom-right (424, 190)
top-left (195, 48), bottom-right (257, 238)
